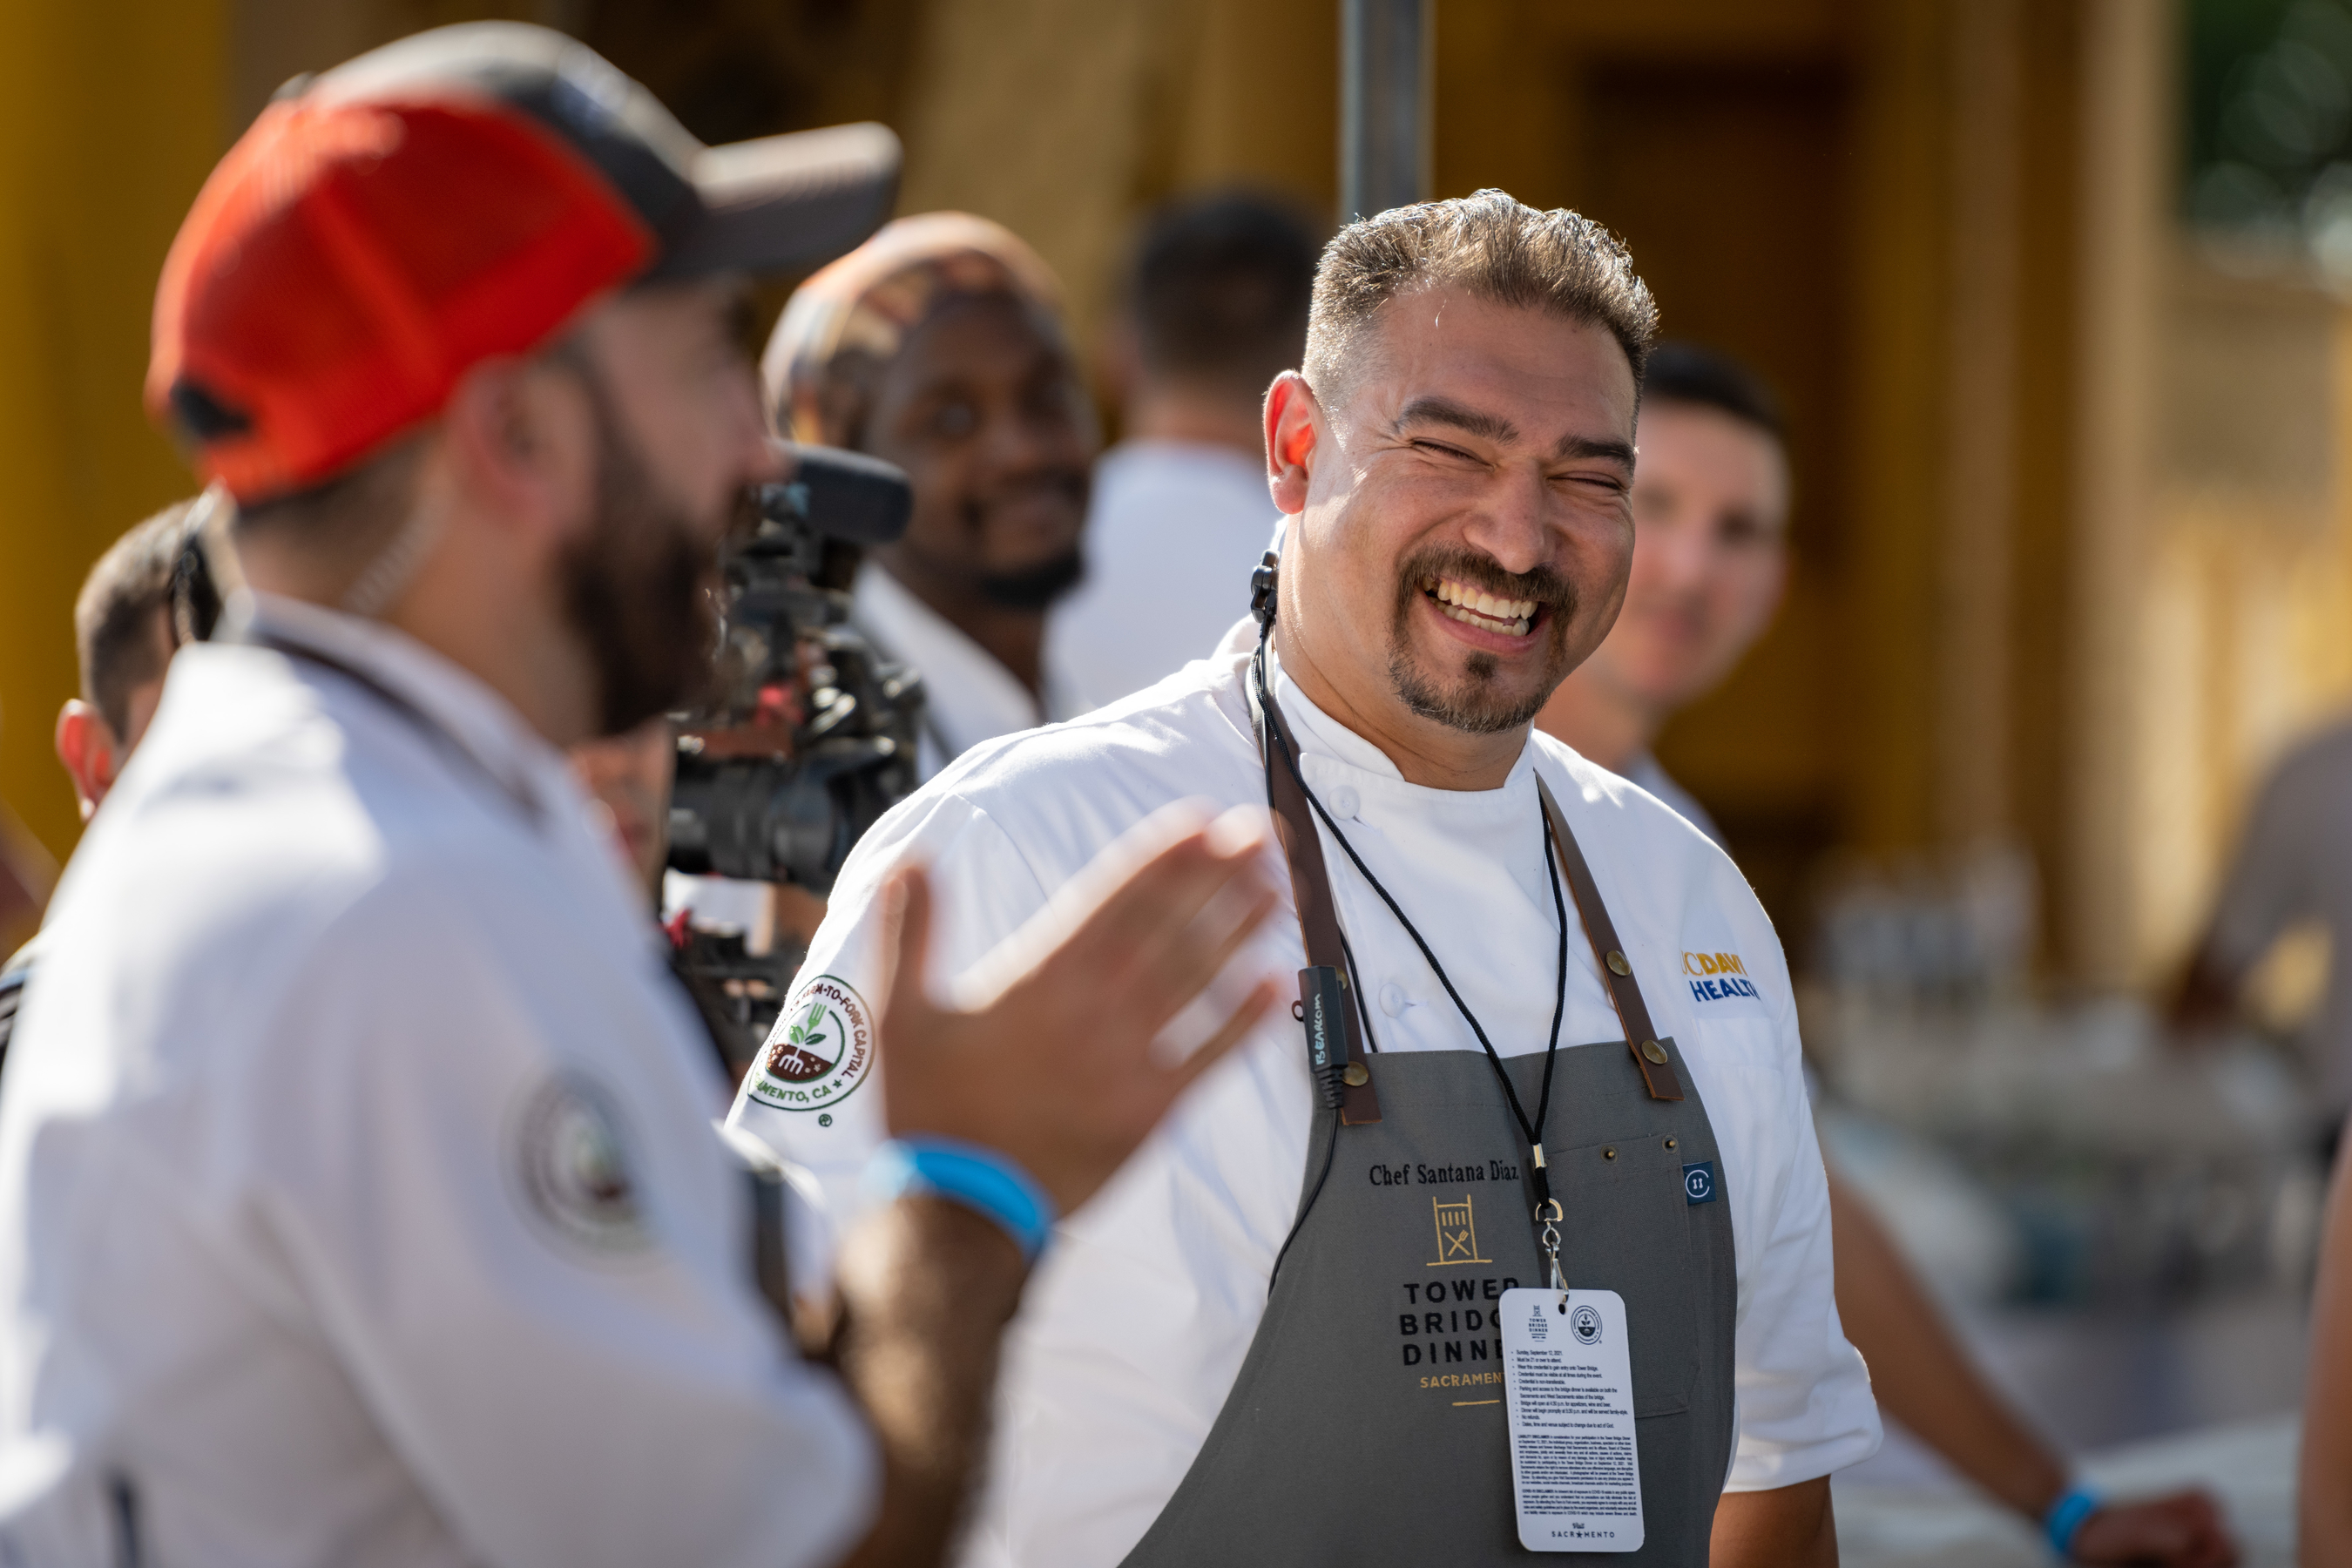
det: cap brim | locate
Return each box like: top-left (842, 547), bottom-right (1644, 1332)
top-left (653, 121), bottom-right (900, 280)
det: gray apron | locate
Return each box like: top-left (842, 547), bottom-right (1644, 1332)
top-left (1119, 654), bottom-right (1737, 1565)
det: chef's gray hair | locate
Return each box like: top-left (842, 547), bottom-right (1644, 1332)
top-left (1302, 189), bottom-right (1658, 407)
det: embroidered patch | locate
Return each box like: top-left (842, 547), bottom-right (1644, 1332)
top-left (1682, 1161), bottom-right (1719, 1206)
top-left (747, 973), bottom-right (875, 1113)
top-left (515, 1071), bottom-right (649, 1253)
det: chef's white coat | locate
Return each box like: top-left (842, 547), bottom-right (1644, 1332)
top-left (0, 593), bottom-right (874, 1568)
top-left (851, 561), bottom-right (1087, 780)
top-left (729, 642), bottom-right (1880, 1568)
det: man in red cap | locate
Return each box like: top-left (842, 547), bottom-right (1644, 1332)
top-left (0, 23), bottom-right (1276, 1567)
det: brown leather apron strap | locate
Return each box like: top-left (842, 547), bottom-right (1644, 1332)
top-left (1258, 683), bottom-right (1383, 1124)
top-left (1535, 774), bottom-right (1685, 1101)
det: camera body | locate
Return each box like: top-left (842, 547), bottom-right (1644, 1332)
top-left (664, 447), bottom-right (922, 1071)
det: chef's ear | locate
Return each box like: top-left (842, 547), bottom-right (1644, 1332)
top-left (1265, 372), bottom-right (1319, 516)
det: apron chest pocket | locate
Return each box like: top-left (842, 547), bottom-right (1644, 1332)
top-left (1554, 1130), bottom-right (1706, 1416)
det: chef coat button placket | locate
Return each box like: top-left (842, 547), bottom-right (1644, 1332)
top-left (1605, 950), bottom-right (1632, 977)
top-left (1378, 982), bottom-right (1406, 1017)
top-left (1327, 785), bottom-right (1360, 820)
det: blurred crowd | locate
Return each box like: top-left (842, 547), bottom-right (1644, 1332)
top-left (6, 15), bottom-right (2352, 1568)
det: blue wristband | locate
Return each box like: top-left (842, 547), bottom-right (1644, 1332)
top-left (2043, 1486), bottom-right (2100, 1559)
top-left (863, 1138), bottom-right (1056, 1261)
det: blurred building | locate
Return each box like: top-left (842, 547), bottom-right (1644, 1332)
top-left (3, 0), bottom-right (2349, 993)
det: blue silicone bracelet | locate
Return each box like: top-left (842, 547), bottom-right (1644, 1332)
top-left (2043, 1486), bottom-right (2100, 1559)
top-left (862, 1138), bottom-right (1056, 1261)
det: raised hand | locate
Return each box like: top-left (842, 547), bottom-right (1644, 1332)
top-left (873, 801), bottom-right (1281, 1215)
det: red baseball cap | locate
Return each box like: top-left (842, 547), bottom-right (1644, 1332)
top-left (149, 23), bottom-right (901, 502)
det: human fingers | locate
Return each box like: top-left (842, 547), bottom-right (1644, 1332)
top-left (1123, 882), bottom-right (1280, 1029)
top-left (1162, 976), bottom-right (1281, 1093)
top-left (1059, 805), bottom-right (1273, 968)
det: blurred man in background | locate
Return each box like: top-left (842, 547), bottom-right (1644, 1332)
top-left (0, 26), bottom-right (1278, 1565)
top-left (764, 214), bottom-right (1094, 777)
top-left (1534, 342), bottom-right (1786, 838)
top-left (51, 499), bottom-right (202, 824)
top-left (0, 499), bottom-right (204, 1064)
top-left (1538, 341), bottom-right (2233, 1567)
top-left (2172, 716), bottom-right (2352, 1157)
top-left (1055, 191), bottom-right (1316, 704)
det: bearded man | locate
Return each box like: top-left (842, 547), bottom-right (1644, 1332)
top-left (731, 191), bottom-right (1879, 1567)
top-left (763, 214), bottom-right (1098, 776)
top-left (0, 24), bottom-right (1281, 1567)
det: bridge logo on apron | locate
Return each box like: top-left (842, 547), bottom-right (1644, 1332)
top-left (1431, 1195), bottom-right (1493, 1265)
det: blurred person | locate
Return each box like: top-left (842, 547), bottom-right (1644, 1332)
top-left (0, 24), bottom-right (1281, 1568)
top-left (1538, 342), bottom-right (2234, 1567)
top-left (0, 500), bottom-right (205, 1065)
top-left (1054, 190), bottom-right (1315, 703)
top-left (2171, 717), bottom-right (2352, 1152)
top-left (52, 499), bottom-right (204, 823)
top-left (734, 192), bottom-right (1880, 1568)
top-left (765, 214), bottom-right (1093, 777)
top-left (2301, 1137), bottom-right (2352, 1564)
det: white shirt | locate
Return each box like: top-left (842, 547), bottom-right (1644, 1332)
top-left (729, 644), bottom-right (1879, 1568)
top-left (1053, 440), bottom-right (1279, 706)
top-left (851, 561), bottom-right (1086, 779)
top-left (0, 594), bottom-right (874, 1568)
top-left (2207, 713), bottom-right (2352, 1109)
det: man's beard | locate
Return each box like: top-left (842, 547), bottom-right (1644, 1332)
top-left (978, 547), bottom-right (1085, 611)
top-left (1385, 545), bottom-right (1578, 735)
top-left (558, 372), bottom-right (722, 739)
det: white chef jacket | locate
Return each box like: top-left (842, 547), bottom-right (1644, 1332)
top-left (729, 641), bottom-right (1880, 1568)
top-left (0, 593), bottom-right (874, 1568)
top-left (851, 561), bottom-right (1087, 780)
top-left (1052, 439), bottom-right (1279, 706)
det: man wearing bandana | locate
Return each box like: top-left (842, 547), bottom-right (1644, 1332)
top-left (764, 214), bottom-right (1099, 777)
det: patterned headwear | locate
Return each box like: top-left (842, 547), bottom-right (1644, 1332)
top-left (761, 211), bottom-right (1066, 448)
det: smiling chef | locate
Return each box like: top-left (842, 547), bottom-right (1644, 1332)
top-left (729, 189), bottom-right (1879, 1567)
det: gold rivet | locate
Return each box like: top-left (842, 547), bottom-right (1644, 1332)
top-left (1342, 1063), bottom-right (1369, 1086)
top-left (1641, 1040), bottom-right (1669, 1064)
top-left (1602, 1146), bottom-right (1617, 1160)
top-left (1605, 950), bottom-right (1632, 977)
top-left (1664, 1137), bottom-right (1678, 1150)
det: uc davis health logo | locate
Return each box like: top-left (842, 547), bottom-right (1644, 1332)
top-left (750, 975), bottom-right (875, 1112)
top-left (1683, 950), bottom-right (1761, 1004)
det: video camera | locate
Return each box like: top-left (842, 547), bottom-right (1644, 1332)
top-left (664, 443), bottom-right (923, 1068)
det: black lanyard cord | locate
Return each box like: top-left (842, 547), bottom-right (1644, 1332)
top-left (1251, 637), bottom-right (1572, 1209)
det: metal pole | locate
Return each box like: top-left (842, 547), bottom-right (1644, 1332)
top-left (1339, 0), bottom-right (1432, 224)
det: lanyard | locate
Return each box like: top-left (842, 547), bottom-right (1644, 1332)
top-left (1244, 566), bottom-right (1689, 1282)
top-left (1252, 632), bottom-right (1571, 1206)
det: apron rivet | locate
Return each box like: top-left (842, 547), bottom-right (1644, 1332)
top-left (1602, 1146), bottom-right (1617, 1160)
top-left (1641, 1039), bottom-right (1669, 1064)
top-left (1605, 950), bottom-right (1632, 977)
top-left (1664, 1137), bottom-right (1677, 1150)
top-left (1342, 1063), bottom-right (1369, 1087)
